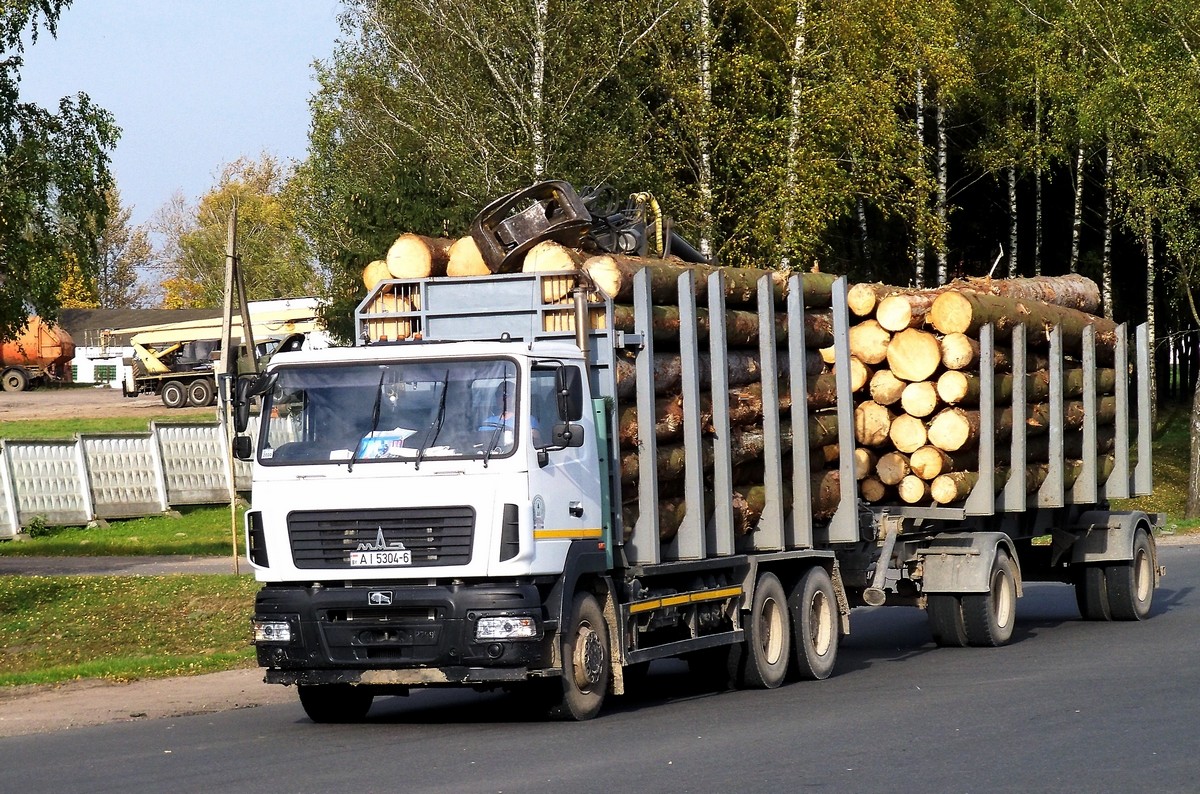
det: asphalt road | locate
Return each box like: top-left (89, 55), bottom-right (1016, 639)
top-left (1, 543), bottom-right (1196, 794)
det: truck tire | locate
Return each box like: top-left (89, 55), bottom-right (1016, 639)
top-left (729, 571), bottom-right (790, 688)
top-left (962, 549), bottom-right (1017, 646)
top-left (927, 595), bottom-right (968, 647)
top-left (161, 381), bottom-right (187, 409)
top-left (2, 368), bottom-right (29, 393)
top-left (1074, 565), bottom-right (1111, 621)
top-left (788, 566), bottom-right (838, 680)
top-left (1105, 528), bottom-right (1154, 621)
top-left (297, 684), bottom-right (374, 723)
top-left (187, 378), bottom-right (214, 406)
top-left (548, 591), bottom-right (610, 720)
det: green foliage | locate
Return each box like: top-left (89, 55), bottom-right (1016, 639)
top-left (0, 414), bottom-right (211, 439)
top-left (0, 1), bottom-right (119, 339)
top-left (154, 153), bottom-right (318, 309)
top-left (0, 575), bottom-right (257, 686)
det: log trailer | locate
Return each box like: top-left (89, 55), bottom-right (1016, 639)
top-left (115, 307), bottom-right (318, 408)
top-left (235, 269), bottom-right (1160, 723)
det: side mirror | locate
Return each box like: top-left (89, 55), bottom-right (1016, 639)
top-left (233, 377), bottom-right (253, 434)
top-left (233, 434), bottom-right (253, 460)
top-left (555, 366), bottom-right (584, 422)
top-left (552, 422), bottom-right (585, 448)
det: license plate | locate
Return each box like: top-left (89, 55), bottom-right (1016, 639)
top-left (350, 550), bottom-right (412, 567)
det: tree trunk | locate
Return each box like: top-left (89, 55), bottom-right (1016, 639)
top-left (695, 0), bottom-right (714, 259)
top-left (869, 369), bottom-right (906, 406)
top-left (362, 259), bottom-right (390, 291)
top-left (614, 349), bottom-right (822, 399)
top-left (1034, 74), bottom-right (1043, 276)
top-left (888, 412), bottom-right (929, 454)
top-left (886, 328), bottom-right (941, 382)
top-left (848, 319), bottom-right (891, 365)
top-left (897, 474), bottom-right (929, 504)
top-left (854, 447), bottom-right (877, 480)
top-left (957, 273), bottom-right (1102, 314)
top-left (876, 451), bottom-right (910, 486)
top-left (780, 0), bottom-right (809, 269)
top-left (385, 233), bottom-right (454, 278)
top-left (936, 100), bottom-right (949, 285)
top-left (1008, 162), bottom-right (1018, 277)
top-left (876, 291), bottom-right (939, 331)
top-left (1145, 215), bottom-right (1157, 425)
top-left (860, 476), bottom-right (888, 503)
top-left (900, 380), bottom-right (940, 418)
top-left (447, 236), bottom-right (489, 276)
top-left (929, 291), bottom-right (1119, 353)
top-left (521, 240), bottom-right (587, 273)
top-left (847, 282), bottom-right (884, 317)
top-left (1102, 142), bottom-right (1114, 320)
top-left (854, 400), bottom-right (893, 447)
top-left (1070, 139), bottom-right (1085, 273)
top-left (915, 66), bottom-right (927, 288)
top-left (610, 304), bottom-right (832, 349)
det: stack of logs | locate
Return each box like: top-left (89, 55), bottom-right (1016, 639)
top-left (844, 274), bottom-right (1118, 507)
top-left (364, 232), bottom-right (1121, 536)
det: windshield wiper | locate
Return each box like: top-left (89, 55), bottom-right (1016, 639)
top-left (348, 367), bottom-right (388, 473)
top-left (481, 386), bottom-right (510, 468)
top-left (414, 370), bottom-right (449, 471)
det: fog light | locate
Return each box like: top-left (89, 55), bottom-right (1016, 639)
top-left (254, 620), bottom-right (293, 642)
top-left (475, 615), bottom-right (537, 641)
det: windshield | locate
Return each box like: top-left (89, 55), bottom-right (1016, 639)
top-left (259, 358), bottom-right (520, 466)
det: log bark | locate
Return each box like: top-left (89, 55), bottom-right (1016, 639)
top-left (869, 369), bottom-right (906, 406)
top-left (886, 328), bottom-right (942, 382)
top-left (900, 381), bottom-right (939, 418)
top-left (929, 290), bottom-right (1119, 354)
top-left (447, 236), bottom-right (490, 276)
top-left (614, 349), bottom-right (818, 399)
top-left (385, 233), bottom-right (454, 278)
top-left (611, 304), bottom-right (833, 349)
top-left (583, 254), bottom-right (837, 307)
top-left (888, 412), bottom-right (929, 453)
top-left (956, 272), bottom-right (1102, 314)
top-left (849, 320), bottom-right (891, 365)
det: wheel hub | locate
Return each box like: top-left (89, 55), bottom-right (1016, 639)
top-left (572, 624), bottom-right (604, 690)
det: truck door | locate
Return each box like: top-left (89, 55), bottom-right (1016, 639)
top-left (525, 364), bottom-right (604, 552)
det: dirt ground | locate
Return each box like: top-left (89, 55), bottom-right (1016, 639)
top-left (0, 385), bottom-right (214, 423)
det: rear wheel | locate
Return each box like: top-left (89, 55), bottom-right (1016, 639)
top-left (186, 378), bottom-right (214, 407)
top-left (789, 566), bottom-right (839, 680)
top-left (297, 684), bottom-right (374, 723)
top-left (1105, 528), bottom-right (1155, 621)
top-left (1, 368), bottom-right (29, 392)
top-left (729, 571), bottom-right (790, 688)
top-left (927, 594), bottom-right (968, 647)
top-left (548, 592), bottom-right (610, 720)
top-left (1074, 565), bottom-right (1111, 621)
top-left (962, 549), bottom-right (1017, 647)
top-left (161, 380), bottom-right (187, 409)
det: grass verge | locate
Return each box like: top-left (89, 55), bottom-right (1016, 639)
top-left (0, 414), bottom-right (211, 440)
top-left (0, 574), bottom-right (258, 686)
top-left (0, 505), bottom-right (244, 557)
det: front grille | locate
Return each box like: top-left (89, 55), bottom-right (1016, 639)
top-left (288, 507), bottom-right (474, 569)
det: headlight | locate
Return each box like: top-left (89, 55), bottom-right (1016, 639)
top-left (253, 620), bottom-right (294, 642)
top-left (475, 615), bottom-right (538, 641)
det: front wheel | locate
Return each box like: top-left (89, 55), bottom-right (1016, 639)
top-left (548, 592), bottom-right (610, 720)
top-left (1105, 528), bottom-right (1155, 621)
top-left (789, 566), bottom-right (839, 680)
top-left (297, 684), bottom-right (374, 723)
top-left (729, 571), bottom-right (790, 688)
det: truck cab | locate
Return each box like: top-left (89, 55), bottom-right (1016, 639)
top-left (245, 339), bottom-right (608, 712)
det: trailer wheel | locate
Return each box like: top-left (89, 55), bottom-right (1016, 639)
top-left (1, 368), bottom-right (29, 393)
top-left (161, 381), bottom-right (187, 409)
top-left (1105, 528), bottom-right (1154, 621)
top-left (729, 571), bottom-right (790, 688)
top-left (297, 684), bottom-right (374, 723)
top-left (927, 595), bottom-right (968, 647)
top-left (788, 566), bottom-right (838, 680)
top-left (1074, 565), bottom-right (1111, 621)
top-left (962, 549), bottom-right (1017, 647)
top-left (548, 592), bottom-right (610, 721)
top-left (187, 378), bottom-right (214, 406)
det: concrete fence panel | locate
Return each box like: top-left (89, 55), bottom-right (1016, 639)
top-left (153, 422), bottom-right (230, 505)
top-left (80, 433), bottom-right (170, 519)
top-left (3, 439), bottom-right (93, 527)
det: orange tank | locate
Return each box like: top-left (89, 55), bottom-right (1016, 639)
top-left (0, 316), bottom-right (76, 369)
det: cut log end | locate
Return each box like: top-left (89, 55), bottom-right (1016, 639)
top-left (886, 328), bottom-right (941, 382)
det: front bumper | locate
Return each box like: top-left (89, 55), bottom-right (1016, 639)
top-left (254, 581), bottom-right (553, 682)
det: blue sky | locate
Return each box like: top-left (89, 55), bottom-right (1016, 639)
top-left (18, 1), bottom-right (343, 229)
